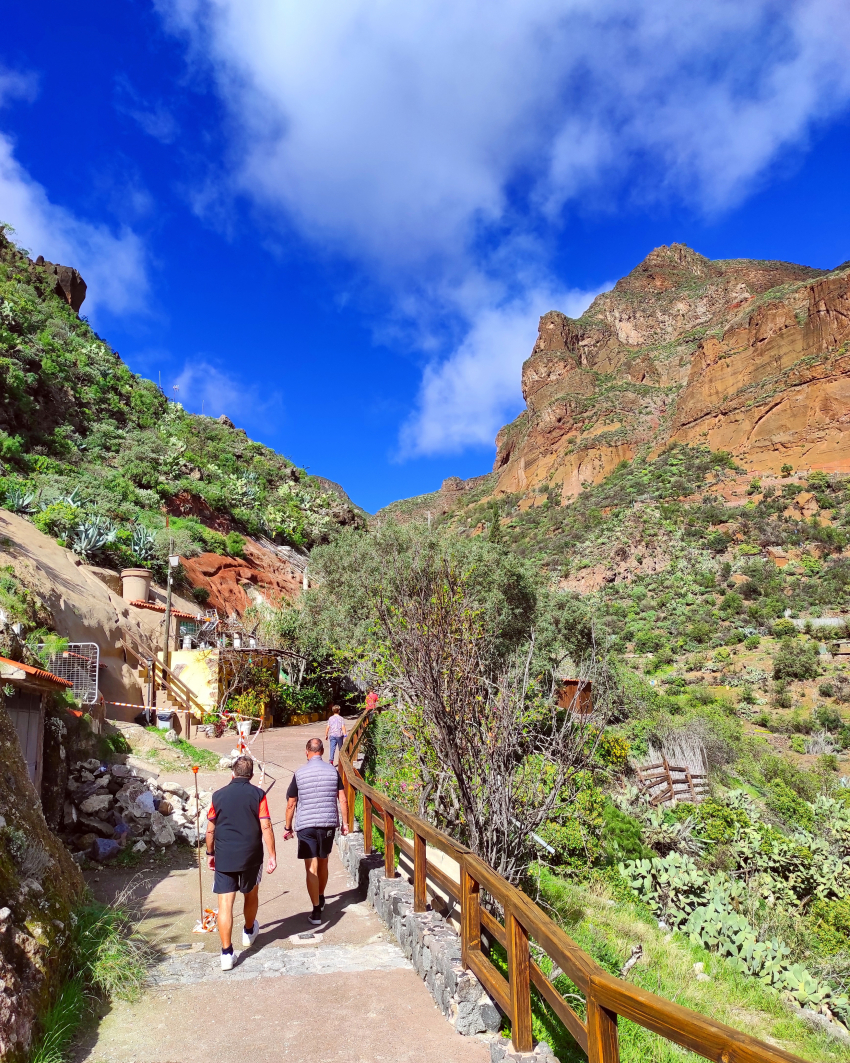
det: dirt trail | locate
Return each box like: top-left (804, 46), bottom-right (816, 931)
top-left (76, 721), bottom-right (488, 1063)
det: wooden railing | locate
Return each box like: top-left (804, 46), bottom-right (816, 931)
top-left (120, 635), bottom-right (207, 720)
top-left (339, 711), bottom-right (805, 1063)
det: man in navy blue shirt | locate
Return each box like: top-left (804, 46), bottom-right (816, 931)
top-left (207, 756), bottom-right (276, 970)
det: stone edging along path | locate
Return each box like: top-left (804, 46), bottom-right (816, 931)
top-left (337, 831), bottom-right (562, 1063)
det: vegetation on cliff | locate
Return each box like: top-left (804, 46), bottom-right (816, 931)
top-left (317, 440), bottom-right (850, 1058)
top-left (0, 227), bottom-right (361, 583)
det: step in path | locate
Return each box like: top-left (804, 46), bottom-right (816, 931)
top-left (150, 940), bottom-right (412, 986)
top-left (76, 721), bottom-right (489, 1063)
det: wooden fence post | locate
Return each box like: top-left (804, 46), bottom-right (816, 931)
top-left (460, 863), bottom-right (480, 969)
top-left (346, 775), bottom-right (356, 834)
top-left (413, 831), bottom-right (426, 912)
top-left (363, 795), bottom-right (373, 855)
top-left (507, 908), bottom-right (533, 1053)
top-left (587, 994), bottom-right (620, 1063)
top-left (384, 810), bottom-right (395, 878)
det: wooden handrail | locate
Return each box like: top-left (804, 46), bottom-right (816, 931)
top-left (339, 711), bottom-right (806, 1063)
top-left (120, 636), bottom-right (207, 720)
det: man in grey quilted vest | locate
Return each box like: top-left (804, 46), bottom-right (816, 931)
top-left (284, 736), bottom-right (350, 924)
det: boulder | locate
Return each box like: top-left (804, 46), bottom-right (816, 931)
top-left (89, 838), bottom-right (120, 863)
top-left (152, 823), bottom-right (175, 847)
top-left (134, 791), bottom-right (156, 815)
top-left (33, 256), bottom-right (87, 312)
top-left (77, 815), bottom-right (114, 839)
top-left (160, 782), bottom-right (189, 800)
top-left (110, 764), bottom-right (134, 779)
top-left (80, 794), bottom-right (112, 815)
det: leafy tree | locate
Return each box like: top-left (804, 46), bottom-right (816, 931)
top-left (306, 522), bottom-right (614, 881)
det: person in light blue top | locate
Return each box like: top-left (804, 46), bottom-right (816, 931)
top-left (325, 704), bottom-right (347, 766)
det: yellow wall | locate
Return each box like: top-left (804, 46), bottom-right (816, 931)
top-left (158, 648), bottom-right (219, 712)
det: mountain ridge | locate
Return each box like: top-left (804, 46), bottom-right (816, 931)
top-left (381, 243), bottom-right (850, 523)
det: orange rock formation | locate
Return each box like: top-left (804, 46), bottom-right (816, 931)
top-left (180, 538), bottom-right (305, 616)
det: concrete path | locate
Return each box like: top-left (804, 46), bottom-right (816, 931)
top-left (77, 721), bottom-right (488, 1063)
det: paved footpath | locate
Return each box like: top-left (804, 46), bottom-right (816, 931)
top-left (77, 721), bottom-right (488, 1063)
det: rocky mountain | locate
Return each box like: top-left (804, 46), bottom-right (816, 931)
top-left (494, 244), bottom-right (849, 502)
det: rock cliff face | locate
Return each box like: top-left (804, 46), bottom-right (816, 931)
top-left (493, 245), bottom-right (850, 500)
top-left (31, 255), bottom-right (87, 312)
top-left (180, 538), bottom-right (307, 615)
top-left (0, 693), bottom-right (84, 1061)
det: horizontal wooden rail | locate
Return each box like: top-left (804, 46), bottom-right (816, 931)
top-left (340, 711), bottom-right (807, 1063)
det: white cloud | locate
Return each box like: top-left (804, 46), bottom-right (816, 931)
top-left (155, 0), bottom-right (850, 454)
top-left (0, 69), bottom-right (38, 108)
top-left (158, 0), bottom-right (850, 258)
top-left (114, 75), bottom-right (179, 144)
top-left (173, 359), bottom-right (283, 430)
top-left (0, 131), bottom-right (149, 319)
top-left (400, 285), bottom-right (601, 457)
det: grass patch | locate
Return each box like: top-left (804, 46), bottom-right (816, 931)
top-left (27, 895), bottom-right (154, 1063)
top-left (530, 868), bottom-right (850, 1062)
top-left (144, 727), bottom-right (222, 770)
top-left (29, 980), bottom-right (85, 1063)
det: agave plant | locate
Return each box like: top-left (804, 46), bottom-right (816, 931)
top-left (642, 809), bottom-right (705, 857)
top-left (4, 486), bottom-right (36, 514)
top-left (806, 730), bottom-right (837, 756)
top-left (130, 524), bottom-right (156, 563)
top-left (69, 516), bottom-right (117, 560)
top-left (60, 487), bottom-right (83, 508)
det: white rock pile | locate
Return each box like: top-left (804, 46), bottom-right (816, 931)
top-left (62, 758), bottom-right (213, 862)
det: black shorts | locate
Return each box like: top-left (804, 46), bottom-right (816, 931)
top-left (297, 826), bottom-right (336, 860)
top-left (213, 864), bottom-right (263, 895)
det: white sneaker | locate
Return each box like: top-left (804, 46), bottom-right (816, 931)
top-left (242, 921), bottom-right (259, 948)
top-left (221, 951), bottom-right (234, 971)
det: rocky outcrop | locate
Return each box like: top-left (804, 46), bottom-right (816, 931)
top-left (491, 245), bottom-right (850, 501)
top-left (180, 538), bottom-right (306, 615)
top-left (376, 473), bottom-right (495, 526)
top-left (0, 695), bottom-right (84, 1062)
top-left (32, 256), bottom-right (86, 313)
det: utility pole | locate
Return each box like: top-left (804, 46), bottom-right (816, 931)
top-left (162, 564), bottom-right (174, 671)
top-left (162, 539), bottom-right (179, 673)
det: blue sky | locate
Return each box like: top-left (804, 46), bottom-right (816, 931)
top-left (2, 1), bottom-right (850, 513)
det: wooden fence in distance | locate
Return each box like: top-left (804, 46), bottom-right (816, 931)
top-left (339, 712), bottom-right (804, 1063)
top-left (634, 755), bottom-right (709, 806)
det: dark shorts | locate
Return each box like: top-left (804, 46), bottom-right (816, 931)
top-left (213, 864), bottom-right (262, 895)
top-left (297, 826), bottom-right (336, 860)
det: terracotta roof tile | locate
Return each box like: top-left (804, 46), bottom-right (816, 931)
top-left (0, 656), bottom-right (73, 688)
top-left (128, 600), bottom-right (201, 621)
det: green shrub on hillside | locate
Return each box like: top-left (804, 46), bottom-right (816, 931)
top-left (773, 638), bottom-right (819, 681)
top-left (225, 531), bottom-right (246, 557)
top-left (600, 801), bottom-right (653, 864)
top-left (771, 618), bottom-right (797, 638)
top-left (766, 779), bottom-right (815, 830)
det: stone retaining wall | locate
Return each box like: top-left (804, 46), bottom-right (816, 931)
top-left (337, 831), bottom-right (560, 1063)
